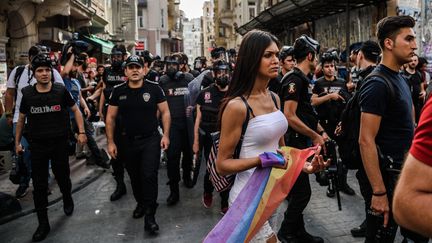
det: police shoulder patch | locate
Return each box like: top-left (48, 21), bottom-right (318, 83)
top-left (288, 83), bottom-right (296, 93)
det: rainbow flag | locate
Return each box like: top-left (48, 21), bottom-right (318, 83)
top-left (203, 146), bottom-right (317, 243)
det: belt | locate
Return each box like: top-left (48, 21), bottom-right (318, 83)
top-left (128, 131), bottom-right (159, 140)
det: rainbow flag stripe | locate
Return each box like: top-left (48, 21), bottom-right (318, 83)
top-left (204, 146), bottom-right (317, 243)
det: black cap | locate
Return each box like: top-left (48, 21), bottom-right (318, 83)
top-left (125, 55), bottom-right (144, 67)
top-left (349, 42), bottom-right (363, 53)
top-left (359, 40), bottom-right (381, 62)
top-left (31, 54), bottom-right (52, 71)
top-left (293, 35), bottom-right (320, 59)
top-left (211, 47), bottom-right (226, 59)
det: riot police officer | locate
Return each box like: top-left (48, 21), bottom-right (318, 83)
top-left (106, 55), bottom-right (170, 235)
top-left (100, 45), bottom-right (128, 201)
top-left (192, 60), bottom-right (230, 213)
top-left (159, 54), bottom-right (195, 205)
top-left (311, 51), bottom-right (355, 197)
top-left (15, 54), bottom-right (87, 242)
top-left (278, 35), bottom-right (326, 243)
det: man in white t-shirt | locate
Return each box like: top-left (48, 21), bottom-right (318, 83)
top-left (4, 45), bottom-right (64, 198)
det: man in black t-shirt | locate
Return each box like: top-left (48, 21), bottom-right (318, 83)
top-left (358, 16), bottom-right (428, 242)
top-left (15, 54), bottom-right (87, 242)
top-left (278, 35), bottom-right (326, 243)
top-left (312, 53), bottom-right (355, 198)
top-left (402, 54), bottom-right (426, 123)
top-left (100, 45), bottom-right (129, 202)
top-left (193, 61), bottom-right (230, 213)
top-left (107, 55), bottom-right (170, 235)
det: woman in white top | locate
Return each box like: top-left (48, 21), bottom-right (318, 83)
top-left (216, 30), bottom-right (329, 243)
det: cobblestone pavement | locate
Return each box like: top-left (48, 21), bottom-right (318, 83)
top-left (0, 158), bottom-right (421, 242)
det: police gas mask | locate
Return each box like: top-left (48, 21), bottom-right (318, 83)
top-left (213, 61), bottom-right (231, 89)
top-left (111, 54), bottom-right (123, 69)
top-left (165, 56), bottom-right (183, 80)
top-left (215, 74), bottom-right (230, 88)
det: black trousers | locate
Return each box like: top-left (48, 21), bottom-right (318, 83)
top-left (166, 120), bottom-right (192, 185)
top-left (111, 127), bottom-right (125, 180)
top-left (30, 137), bottom-right (71, 213)
top-left (278, 137), bottom-right (312, 236)
top-left (71, 118), bottom-right (103, 163)
top-left (357, 167), bottom-right (429, 243)
top-left (200, 132), bottom-right (229, 208)
top-left (103, 104), bottom-right (125, 180)
top-left (124, 133), bottom-right (161, 210)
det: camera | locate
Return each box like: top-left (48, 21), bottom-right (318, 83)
top-left (60, 33), bottom-right (89, 65)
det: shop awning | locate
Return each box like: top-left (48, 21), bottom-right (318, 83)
top-left (83, 34), bottom-right (115, 54)
top-left (236, 0), bottom-right (386, 35)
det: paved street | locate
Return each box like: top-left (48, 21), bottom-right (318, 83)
top-left (0, 157), bottom-right (415, 243)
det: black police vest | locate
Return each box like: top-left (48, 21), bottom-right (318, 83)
top-left (160, 75), bottom-right (189, 119)
top-left (104, 67), bottom-right (126, 102)
top-left (21, 83), bottom-right (71, 140)
top-left (200, 105), bottom-right (219, 133)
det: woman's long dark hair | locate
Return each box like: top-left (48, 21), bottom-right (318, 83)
top-left (219, 29), bottom-right (279, 124)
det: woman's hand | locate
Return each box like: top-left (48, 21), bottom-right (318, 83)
top-left (303, 146), bottom-right (331, 174)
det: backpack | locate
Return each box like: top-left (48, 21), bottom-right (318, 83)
top-left (207, 96), bottom-right (252, 192)
top-left (13, 65), bottom-right (26, 101)
top-left (337, 70), bottom-right (395, 169)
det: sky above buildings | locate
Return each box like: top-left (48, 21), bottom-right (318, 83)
top-left (180, 0), bottom-right (206, 19)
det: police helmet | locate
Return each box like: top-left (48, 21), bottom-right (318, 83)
top-left (111, 44), bottom-right (127, 56)
top-left (164, 55), bottom-right (180, 65)
top-left (31, 54), bottom-right (53, 71)
top-left (320, 50), bottom-right (339, 64)
top-left (142, 50), bottom-right (154, 65)
top-left (211, 47), bottom-right (226, 59)
top-left (212, 60), bottom-right (230, 72)
top-left (293, 35), bottom-right (320, 59)
top-left (279, 46), bottom-right (295, 61)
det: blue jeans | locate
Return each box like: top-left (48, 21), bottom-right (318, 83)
top-left (13, 123), bottom-right (31, 186)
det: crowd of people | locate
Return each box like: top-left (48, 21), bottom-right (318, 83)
top-left (0, 14), bottom-right (432, 243)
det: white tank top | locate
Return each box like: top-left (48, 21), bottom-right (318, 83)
top-left (229, 110), bottom-right (288, 204)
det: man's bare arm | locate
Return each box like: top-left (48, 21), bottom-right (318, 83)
top-left (393, 154), bottom-right (432, 237)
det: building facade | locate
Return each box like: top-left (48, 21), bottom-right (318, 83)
top-left (202, 1), bottom-right (215, 59)
top-left (137, 0), bottom-right (170, 57)
top-left (182, 18), bottom-right (203, 65)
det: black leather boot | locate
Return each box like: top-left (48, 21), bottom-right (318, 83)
top-left (110, 177), bottom-right (126, 201)
top-left (166, 183), bottom-right (179, 206)
top-left (350, 219), bottom-right (366, 237)
top-left (144, 204), bottom-right (159, 234)
top-left (32, 211), bottom-right (50, 242)
top-left (133, 204), bottom-right (145, 219)
top-left (63, 194), bottom-right (74, 216)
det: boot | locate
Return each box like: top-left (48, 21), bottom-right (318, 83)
top-left (183, 170), bottom-right (194, 188)
top-left (32, 211), bottom-right (51, 242)
top-left (110, 177), bottom-right (126, 201)
top-left (351, 219), bottom-right (366, 237)
top-left (133, 203), bottom-right (145, 219)
top-left (338, 171), bottom-right (355, 195)
top-left (166, 183), bottom-right (179, 206)
top-left (63, 194), bottom-right (74, 216)
top-left (144, 204), bottom-right (159, 234)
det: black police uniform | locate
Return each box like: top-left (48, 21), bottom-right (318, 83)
top-left (195, 84), bottom-right (229, 207)
top-left (102, 66), bottom-right (127, 191)
top-left (159, 72), bottom-right (194, 200)
top-left (313, 76), bottom-right (354, 195)
top-left (278, 67), bottom-right (318, 238)
top-left (109, 80), bottom-right (165, 218)
top-left (20, 83), bottom-right (75, 214)
top-left (312, 76), bottom-right (350, 137)
top-left (402, 69), bottom-right (423, 123)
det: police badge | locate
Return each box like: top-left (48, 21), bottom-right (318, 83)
top-left (143, 93), bottom-right (151, 102)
